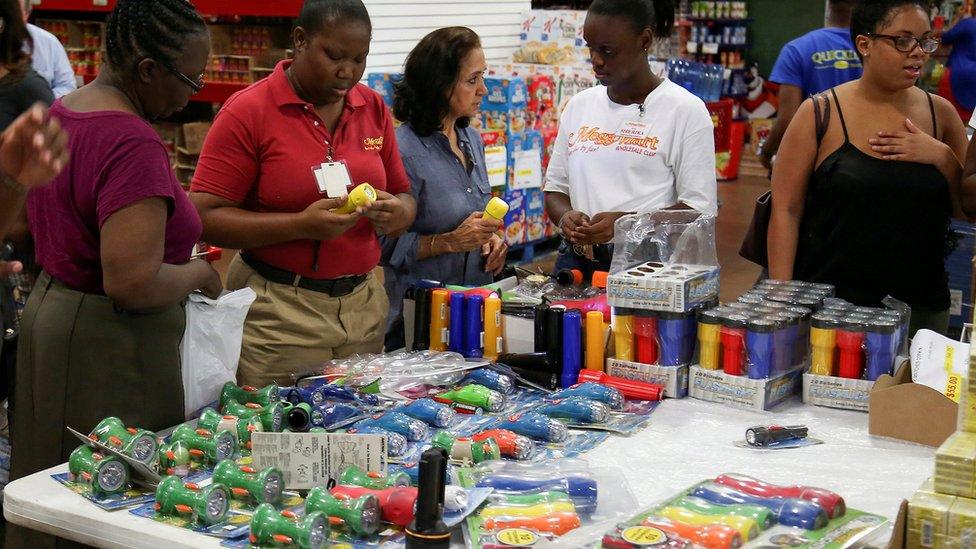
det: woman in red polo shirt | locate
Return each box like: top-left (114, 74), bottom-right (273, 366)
top-left (190, 0), bottom-right (416, 387)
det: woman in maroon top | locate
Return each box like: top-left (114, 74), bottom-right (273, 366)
top-left (191, 0), bottom-right (416, 387)
top-left (9, 3), bottom-right (219, 545)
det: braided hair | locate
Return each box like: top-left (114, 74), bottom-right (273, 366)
top-left (105, 0), bottom-right (206, 73)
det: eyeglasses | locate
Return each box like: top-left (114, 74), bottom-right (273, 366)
top-left (163, 63), bottom-right (205, 94)
top-left (866, 33), bottom-right (941, 54)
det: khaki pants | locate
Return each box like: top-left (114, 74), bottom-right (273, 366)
top-left (227, 254), bottom-right (388, 387)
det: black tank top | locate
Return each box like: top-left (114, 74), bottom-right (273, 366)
top-left (794, 89), bottom-right (953, 310)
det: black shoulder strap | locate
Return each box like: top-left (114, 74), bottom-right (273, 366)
top-left (926, 92), bottom-right (938, 138)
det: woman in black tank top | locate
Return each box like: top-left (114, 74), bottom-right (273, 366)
top-left (767, 0), bottom-right (972, 336)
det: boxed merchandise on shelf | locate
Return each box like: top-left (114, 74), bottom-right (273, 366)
top-left (481, 76), bottom-right (529, 136)
top-left (524, 188), bottom-right (546, 243)
top-left (367, 72), bottom-right (402, 108)
top-left (502, 189), bottom-right (527, 246)
top-left (174, 122), bottom-right (211, 189)
top-left (946, 219), bottom-right (976, 329)
top-left (481, 131), bottom-right (508, 189)
top-left (514, 9), bottom-right (585, 66)
top-left (36, 19), bottom-right (103, 78)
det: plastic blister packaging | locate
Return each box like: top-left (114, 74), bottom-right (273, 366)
top-left (457, 458), bottom-right (638, 549)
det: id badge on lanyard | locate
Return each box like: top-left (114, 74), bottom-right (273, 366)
top-left (311, 144), bottom-right (352, 198)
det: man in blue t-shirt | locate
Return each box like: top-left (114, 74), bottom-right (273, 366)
top-left (759, 0), bottom-right (862, 169)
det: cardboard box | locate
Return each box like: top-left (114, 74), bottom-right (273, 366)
top-left (802, 372), bottom-right (874, 412)
top-left (907, 490), bottom-right (955, 549)
top-left (688, 364), bottom-right (804, 411)
top-left (527, 75), bottom-right (557, 132)
top-left (869, 362), bottom-right (957, 448)
top-left (524, 189), bottom-right (546, 243)
top-left (481, 77), bottom-right (528, 136)
top-left (606, 359), bottom-right (688, 398)
top-left (366, 73), bottom-right (402, 108)
top-left (935, 432), bottom-right (976, 498)
top-left (501, 189), bottom-right (527, 246)
top-left (607, 262), bottom-right (720, 313)
top-left (947, 496), bottom-right (976, 548)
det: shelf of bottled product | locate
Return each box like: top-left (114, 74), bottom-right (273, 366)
top-left (81, 74), bottom-right (249, 103)
top-left (681, 17), bottom-right (755, 24)
top-left (31, 0), bottom-right (304, 17)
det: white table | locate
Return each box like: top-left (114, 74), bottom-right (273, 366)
top-left (4, 397), bottom-right (936, 548)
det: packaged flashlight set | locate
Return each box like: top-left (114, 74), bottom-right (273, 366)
top-left (600, 473), bottom-right (887, 549)
top-left (457, 458), bottom-right (638, 549)
top-left (128, 474), bottom-right (253, 539)
top-left (689, 281), bottom-right (837, 412)
top-left (801, 297), bottom-right (910, 413)
top-left (606, 211), bottom-right (721, 314)
top-left (500, 384), bottom-right (659, 436)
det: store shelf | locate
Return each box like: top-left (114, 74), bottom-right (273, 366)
top-left (33, 0), bottom-right (304, 17)
top-left (683, 17), bottom-right (755, 24)
top-left (82, 74), bottom-right (250, 103)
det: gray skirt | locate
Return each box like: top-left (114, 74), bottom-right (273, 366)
top-left (6, 271), bottom-right (185, 548)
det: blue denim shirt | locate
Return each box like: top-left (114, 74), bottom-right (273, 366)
top-left (381, 123), bottom-right (493, 327)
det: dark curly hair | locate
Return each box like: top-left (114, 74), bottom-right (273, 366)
top-left (105, 0), bottom-right (207, 74)
top-left (588, 0), bottom-right (675, 38)
top-left (393, 27), bottom-right (482, 137)
top-left (1, 0), bottom-right (32, 77)
top-left (851, 0), bottom-right (931, 59)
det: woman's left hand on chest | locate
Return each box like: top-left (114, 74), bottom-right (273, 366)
top-left (869, 118), bottom-right (951, 165)
top-left (361, 190), bottom-right (412, 235)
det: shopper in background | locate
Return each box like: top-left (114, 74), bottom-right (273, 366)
top-left (8, 1), bottom-right (218, 546)
top-left (545, 0), bottom-right (717, 278)
top-left (20, 0), bottom-right (76, 98)
top-left (382, 27), bottom-right (505, 351)
top-left (760, 0), bottom-right (861, 170)
top-left (938, 7), bottom-right (976, 121)
top-left (0, 0), bottom-right (51, 130)
top-left (768, 0), bottom-right (972, 337)
top-left (191, 0), bottom-right (416, 386)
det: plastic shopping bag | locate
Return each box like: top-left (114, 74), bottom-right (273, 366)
top-left (180, 288), bottom-right (256, 418)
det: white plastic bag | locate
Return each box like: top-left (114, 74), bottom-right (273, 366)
top-left (180, 288), bottom-right (257, 417)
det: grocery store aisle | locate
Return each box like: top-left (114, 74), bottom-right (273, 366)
top-left (716, 173), bottom-right (765, 301)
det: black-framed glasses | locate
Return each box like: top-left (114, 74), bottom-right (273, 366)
top-left (866, 33), bottom-right (941, 54)
top-left (163, 63), bottom-right (205, 94)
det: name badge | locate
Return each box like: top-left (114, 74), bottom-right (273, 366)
top-left (312, 160), bottom-right (353, 198)
top-left (618, 120), bottom-right (651, 139)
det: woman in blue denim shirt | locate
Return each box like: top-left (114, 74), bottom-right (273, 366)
top-left (381, 27), bottom-right (507, 350)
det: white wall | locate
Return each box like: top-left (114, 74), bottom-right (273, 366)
top-left (364, 0), bottom-right (530, 75)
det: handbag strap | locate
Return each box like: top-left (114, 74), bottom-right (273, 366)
top-left (812, 91), bottom-right (831, 147)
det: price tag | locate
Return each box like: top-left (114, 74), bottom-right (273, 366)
top-left (686, 41), bottom-right (699, 53)
top-left (511, 149), bottom-right (542, 190)
top-left (250, 432), bottom-right (387, 490)
top-left (702, 42), bottom-right (720, 54)
top-left (496, 528), bottom-right (538, 546)
top-left (621, 526), bottom-right (667, 546)
top-left (485, 145), bottom-right (508, 188)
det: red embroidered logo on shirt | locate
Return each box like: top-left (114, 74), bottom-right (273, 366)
top-left (567, 126), bottom-right (660, 157)
top-left (363, 136), bottom-right (384, 151)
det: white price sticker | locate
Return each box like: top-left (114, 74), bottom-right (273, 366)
top-left (485, 145), bottom-right (508, 188)
top-left (511, 149), bottom-right (542, 190)
top-left (250, 432), bottom-right (387, 490)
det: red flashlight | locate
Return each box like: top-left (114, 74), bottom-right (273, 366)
top-left (577, 370), bottom-right (663, 401)
top-left (331, 484), bottom-right (418, 527)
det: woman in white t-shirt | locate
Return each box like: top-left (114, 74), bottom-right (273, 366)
top-left (545, 0), bottom-right (718, 277)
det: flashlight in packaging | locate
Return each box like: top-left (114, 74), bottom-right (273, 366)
top-left (474, 473), bottom-right (597, 514)
top-left (219, 382), bottom-right (280, 408)
top-left (577, 370), bottom-right (663, 401)
top-left (744, 425), bottom-right (808, 447)
top-left (353, 411), bottom-right (429, 442)
top-left (212, 460), bottom-right (284, 505)
top-left (462, 368), bottom-right (516, 395)
top-left (434, 384), bottom-right (506, 413)
top-left (691, 482), bottom-right (829, 530)
top-left (305, 487), bottom-right (382, 537)
top-left (714, 473), bottom-right (845, 519)
top-left (392, 398), bottom-right (457, 428)
top-left (169, 424), bottom-right (237, 464)
top-left (562, 310), bottom-right (583, 388)
top-left (550, 382), bottom-right (624, 410)
top-left (494, 411), bottom-right (569, 443)
top-left (484, 295), bottom-right (502, 361)
top-left (413, 287), bottom-right (432, 352)
top-left (641, 517), bottom-right (741, 549)
top-left (482, 513), bottom-right (581, 536)
top-left (406, 448), bottom-right (451, 549)
top-left (88, 417), bottom-right (159, 464)
top-left (449, 292), bottom-right (465, 353)
top-left (429, 289), bottom-right (451, 352)
top-left (463, 294), bottom-right (485, 359)
top-left (672, 495), bottom-right (775, 530)
top-left (249, 503), bottom-right (329, 549)
top-left (472, 429), bottom-right (535, 460)
top-left (68, 445), bottom-right (130, 496)
top-left (654, 505), bottom-right (758, 541)
top-left (154, 475), bottom-right (230, 525)
top-left (535, 397), bottom-right (611, 424)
